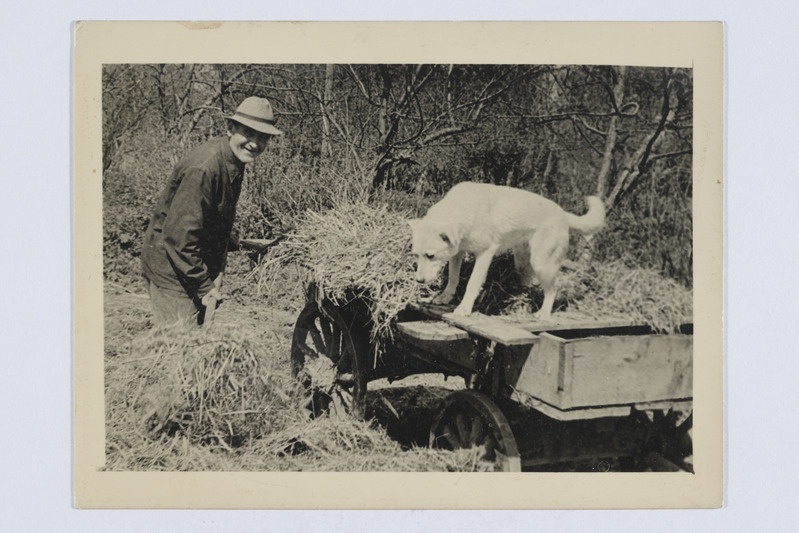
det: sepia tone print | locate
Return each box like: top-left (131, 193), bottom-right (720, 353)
top-left (74, 22), bottom-right (723, 509)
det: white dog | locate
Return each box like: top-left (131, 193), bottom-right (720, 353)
top-left (409, 182), bottom-right (606, 319)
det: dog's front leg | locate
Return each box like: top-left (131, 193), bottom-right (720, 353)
top-left (453, 247), bottom-right (497, 316)
top-left (432, 252), bottom-right (463, 305)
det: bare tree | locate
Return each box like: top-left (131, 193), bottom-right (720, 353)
top-left (340, 64), bottom-right (536, 191)
top-left (603, 68), bottom-right (691, 209)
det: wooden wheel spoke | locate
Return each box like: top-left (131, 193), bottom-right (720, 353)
top-left (318, 316), bottom-right (333, 347)
top-left (330, 388), bottom-right (350, 418)
top-left (468, 414), bottom-right (486, 446)
top-left (330, 328), bottom-right (343, 364)
top-left (481, 435), bottom-right (498, 459)
top-left (454, 412), bottom-right (470, 446)
top-left (335, 345), bottom-right (354, 375)
top-left (307, 321), bottom-right (328, 353)
top-left (441, 423), bottom-right (461, 449)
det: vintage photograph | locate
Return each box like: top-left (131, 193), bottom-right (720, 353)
top-left (75, 21), bottom-right (722, 509)
top-left (102, 62), bottom-right (694, 473)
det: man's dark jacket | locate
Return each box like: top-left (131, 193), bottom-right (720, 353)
top-left (141, 136), bottom-right (244, 298)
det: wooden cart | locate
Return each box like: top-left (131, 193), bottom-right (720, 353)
top-left (290, 284), bottom-right (693, 472)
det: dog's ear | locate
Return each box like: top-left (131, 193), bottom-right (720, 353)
top-left (439, 230), bottom-right (459, 249)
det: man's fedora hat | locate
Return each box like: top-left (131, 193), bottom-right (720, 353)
top-left (227, 97), bottom-right (283, 136)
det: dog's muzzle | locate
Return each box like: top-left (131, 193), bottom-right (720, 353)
top-left (414, 265), bottom-right (442, 285)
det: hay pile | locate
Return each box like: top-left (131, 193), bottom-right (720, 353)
top-left (568, 260), bottom-right (693, 332)
top-left (107, 326), bottom-right (300, 450)
top-left (255, 202), bottom-right (426, 344)
top-left (244, 417), bottom-right (493, 472)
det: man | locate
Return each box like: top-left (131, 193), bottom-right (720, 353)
top-left (141, 96), bottom-right (283, 326)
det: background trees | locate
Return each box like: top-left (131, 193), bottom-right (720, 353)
top-left (102, 63), bottom-right (693, 287)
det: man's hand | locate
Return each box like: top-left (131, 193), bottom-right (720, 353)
top-left (201, 286), bottom-right (223, 326)
top-left (213, 274), bottom-right (223, 291)
top-left (201, 287), bottom-right (224, 309)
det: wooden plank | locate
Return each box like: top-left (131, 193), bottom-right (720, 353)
top-left (633, 399), bottom-right (693, 412)
top-left (507, 331), bottom-right (693, 411)
top-left (409, 303), bottom-right (538, 345)
top-left (507, 333), bottom-right (563, 407)
top-left (512, 392), bottom-right (632, 421)
top-left (395, 320), bottom-right (469, 342)
top-left (563, 334), bottom-right (693, 408)
top-left (512, 392), bottom-right (692, 423)
top-left (513, 316), bottom-right (641, 333)
top-left (442, 313), bottom-right (539, 346)
top-left (395, 321), bottom-right (477, 372)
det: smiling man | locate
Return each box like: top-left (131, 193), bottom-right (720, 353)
top-left (141, 96), bottom-right (283, 326)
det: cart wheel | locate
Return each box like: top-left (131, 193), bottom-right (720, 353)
top-left (291, 300), bottom-right (367, 419)
top-left (630, 409), bottom-right (693, 472)
top-left (429, 390), bottom-right (521, 472)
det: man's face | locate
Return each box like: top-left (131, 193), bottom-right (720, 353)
top-left (228, 122), bottom-right (271, 163)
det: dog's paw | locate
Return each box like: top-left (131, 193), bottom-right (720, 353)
top-left (452, 303), bottom-right (473, 316)
top-left (431, 292), bottom-right (454, 305)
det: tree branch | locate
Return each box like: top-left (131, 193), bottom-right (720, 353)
top-left (342, 65), bottom-right (380, 107)
top-left (596, 66), bottom-right (626, 198)
top-left (647, 149), bottom-right (692, 163)
top-left (606, 71), bottom-right (680, 207)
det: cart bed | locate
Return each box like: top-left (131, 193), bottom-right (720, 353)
top-left (401, 303), bottom-right (693, 420)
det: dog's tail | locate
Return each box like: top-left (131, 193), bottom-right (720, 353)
top-left (566, 196), bottom-right (606, 235)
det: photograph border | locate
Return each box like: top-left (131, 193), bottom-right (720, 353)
top-left (74, 20), bottom-right (723, 509)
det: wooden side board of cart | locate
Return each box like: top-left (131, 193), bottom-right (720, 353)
top-left (291, 284), bottom-right (693, 472)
